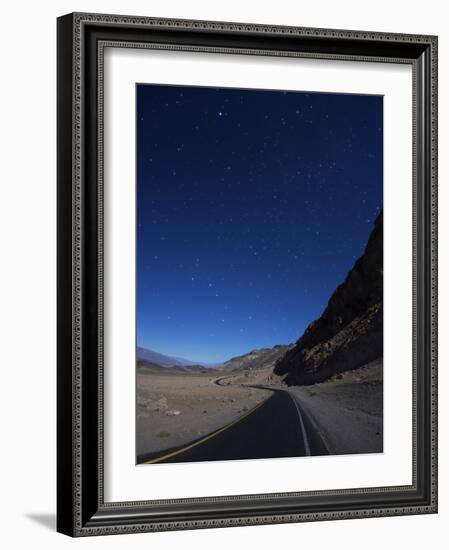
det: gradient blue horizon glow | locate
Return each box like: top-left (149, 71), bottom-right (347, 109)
top-left (137, 85), bottom-right (383, 363)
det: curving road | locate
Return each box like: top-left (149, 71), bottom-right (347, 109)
top-left (138, 384), bottom-right (328, 464)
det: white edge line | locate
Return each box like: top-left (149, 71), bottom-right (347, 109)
top-left (287, 392), bottom-right (311, 456)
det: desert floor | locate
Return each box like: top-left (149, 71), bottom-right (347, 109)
top-left (136, 368), bottom-right (271, 457)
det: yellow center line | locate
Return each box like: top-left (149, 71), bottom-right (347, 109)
top-left (143, 395), bottom-right (271, 464)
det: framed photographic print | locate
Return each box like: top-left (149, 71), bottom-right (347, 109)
top-left (57, 12), bottom-right (438, 536)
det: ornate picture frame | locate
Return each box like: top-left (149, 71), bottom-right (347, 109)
top-left (57, 12), bottom-right (437, 536)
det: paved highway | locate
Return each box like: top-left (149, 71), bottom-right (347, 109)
top-left (139, 384), bottom-right (328, 464)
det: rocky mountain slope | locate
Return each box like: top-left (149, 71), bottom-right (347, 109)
top-left (274, 212), bottom-right (383, 385)
top-left (219, 344), bottom-right (292, 374)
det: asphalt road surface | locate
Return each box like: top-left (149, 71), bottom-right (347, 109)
top-left (138, 387), bottom-right (328, 464)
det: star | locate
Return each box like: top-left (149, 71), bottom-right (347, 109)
top-left (136, 84), bottom-right (382, 362)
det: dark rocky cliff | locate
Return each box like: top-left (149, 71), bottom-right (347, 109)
top-left (274, 212), bottom-right (383, 385)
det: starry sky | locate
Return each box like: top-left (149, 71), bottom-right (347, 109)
top-left (136, 84), bottom-right (383, 364)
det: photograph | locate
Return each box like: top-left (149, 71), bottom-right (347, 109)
top-left (135, 84), bottom-right (384, 465)
top-left (0, 1), bottom-right (442, 546)
top-left (53, 8), bottom-right (437, 538)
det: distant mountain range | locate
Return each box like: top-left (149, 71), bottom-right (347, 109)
top-left (136, 344), bottom-right (291, 372)
top-left (136, 347), bottom-right (203, 367)
top-left (136, 344), bottom-right (290, 376)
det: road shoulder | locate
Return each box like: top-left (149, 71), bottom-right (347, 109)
top-left (287, 360), bottom-right (383, 455)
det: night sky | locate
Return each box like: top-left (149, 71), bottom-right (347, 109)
top-left (136, 84), bottom-right (383, 364)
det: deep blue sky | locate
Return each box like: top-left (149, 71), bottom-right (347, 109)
top-left (136, 84), bottom-right (383, 363)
